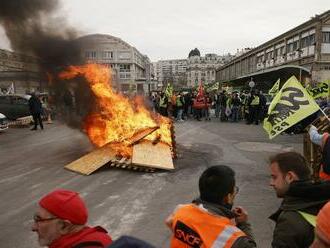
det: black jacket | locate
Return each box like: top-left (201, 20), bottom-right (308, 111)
top-left (28, 95), bottom-right (42, 115)
top-left (108, 236), bottom-right (155, 248)
top-left (193, 199), bottom-right (256, 248)
top-left (270, 180), bottom-right (330, 248)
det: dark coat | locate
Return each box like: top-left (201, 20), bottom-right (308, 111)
top-left (107, 236), bottom-right (155, 248)
top-left (270, 180), bottom-right (330, 248)
top-left (28, 95), bottom-right (42, 115)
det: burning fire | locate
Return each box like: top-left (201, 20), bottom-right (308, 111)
top-left (59, 64), bottom-right (172, 157)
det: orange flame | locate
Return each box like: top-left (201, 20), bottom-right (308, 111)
top-left (59, 64), bottom-right (172, 157)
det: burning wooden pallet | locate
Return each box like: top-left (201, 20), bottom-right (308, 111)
top-left (65, 126), bottom-right (175, 175)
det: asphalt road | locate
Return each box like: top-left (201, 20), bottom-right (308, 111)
top-left (0, 119), bottom-right (303, 247)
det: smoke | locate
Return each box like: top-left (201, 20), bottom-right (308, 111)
top-left (0, 0), bottom-right (82, 71)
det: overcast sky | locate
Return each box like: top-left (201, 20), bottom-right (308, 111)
top-left (0, 0), bottom-right (329, 61)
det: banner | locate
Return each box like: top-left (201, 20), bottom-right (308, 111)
top-left (196, 82), bottom-right (205, 98)
top-left (263, 76), bottom-right (320, 139)
top-left (306, 80), bottom-right (329, 99)
top-left (268, 79), bottom-right (280, 96)
top-left (193, 83), bottom-right (207, 109)
top-left (164, 83), bottom-right (173, 98)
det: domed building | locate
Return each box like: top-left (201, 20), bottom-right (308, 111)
top-left (76, 34), bottom-right (154, 93)
top-left (186, 48), bottom-right (229, 87)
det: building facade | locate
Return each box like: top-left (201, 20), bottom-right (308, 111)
top-left (76, 34), bottom-right (155, 94)
top-left (153, 50), bottom-right (234, 89)
top-left (0, 49), bottom-right (43, 94)
top-left (186, 50), bottom-right (233, 87)
top-left (153, 59), bottom-right (187, 89)
top-left (216, 10), bottom-right (330, 89)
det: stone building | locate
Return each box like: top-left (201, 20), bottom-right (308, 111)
top-left (216, 10), bottom-right (330, 89)
top-left (76, 34), bottom-right (155, 94)
top-left (0, 49), bottom-right (43, 94)
top-left (153, 50), bottom-right (233, 89)
top-left (153, 59), bottom-right (187, 89)
top-left (186, 48), bottom-right (233, 87)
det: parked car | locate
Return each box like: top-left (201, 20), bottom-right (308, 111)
top-left (0, 94), bottom-right (31, 120)
top-left (0, 113), bottom-right (9, 131)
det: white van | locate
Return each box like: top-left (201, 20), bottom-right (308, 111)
top-left (0, 113), bottom-right (9, 131)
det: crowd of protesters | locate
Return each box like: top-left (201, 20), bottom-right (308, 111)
top-left (32, 150), bottom-right (330, 248)
top-left (148, 89), bottom-right (268, 125)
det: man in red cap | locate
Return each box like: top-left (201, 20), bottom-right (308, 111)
top-left (311, 201), bottom-right (330, 248)
top-left (32, 189), bottom-right (112, 248)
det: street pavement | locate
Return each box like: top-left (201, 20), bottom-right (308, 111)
top-left (0, 119), bottom-right (303, 247)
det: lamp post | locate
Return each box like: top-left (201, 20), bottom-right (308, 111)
top-left (249, 78), bottom-right (255, 93)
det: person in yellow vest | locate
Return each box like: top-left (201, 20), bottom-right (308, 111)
top-left (311, 201), bottom-right (330, 248)
top-left (176, 92), bottom-right (185, 122)
top-left (247, 90), bottom-right (260, 125)
top-left (159, 93), bottom-right (168, 117)
top-left (269, 152), bottom-right (330, 247)
top-left (165, 165), bottom-right (256, 248)
top-left (309, 125), bottom-right (330, 180)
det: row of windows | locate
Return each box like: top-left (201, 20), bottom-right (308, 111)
top-left (85, 51), bottom-right (132, 60)
top-left (256, 34), bottom-right (316, 63)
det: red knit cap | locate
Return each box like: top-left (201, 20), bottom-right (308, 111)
top-left (317, 201), bottom-right (330, 240)
top-left (39, 189), bottom-right (88, 225)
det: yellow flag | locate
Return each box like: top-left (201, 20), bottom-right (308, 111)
top-left (307, 80), bottom-right (330, 99)
top-left (268, 79), bottom-right (280, 96)
top-left (263, 76), bottom-right (320, 139)
top-left (206, 82), bottom-right (219, 92)
top-left (164, 83), bottom-right (173, 98)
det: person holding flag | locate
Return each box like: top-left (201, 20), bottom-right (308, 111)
top-left (193, 83), bottom-right (206, 121)
top-left (309, 125), bottom-right (330, 180)
top-left (263, 76), bottom-right (320, 139)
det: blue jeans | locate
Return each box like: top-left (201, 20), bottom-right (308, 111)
top-left (231, 106), bottom-right (239, 122)
top-left (177, 108), bottom-right (183, 120)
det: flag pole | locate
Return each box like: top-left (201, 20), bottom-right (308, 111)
top-left (320, 108), bottom-right (330, 123)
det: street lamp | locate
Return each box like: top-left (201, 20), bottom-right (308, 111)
top-left (249, 78), bottom-right (255, 88)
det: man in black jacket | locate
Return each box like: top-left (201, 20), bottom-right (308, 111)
top-left (29, 92), bottom-right (44, 130)
top-left (269, 152), bottom-right (330, 248)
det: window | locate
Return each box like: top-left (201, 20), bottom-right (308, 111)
top-left (310, 34), bottom-right (315, 45)
top-left (13, 97), bottom-right (28, 105)
top-left (266, 51), bottom-right (273, 60)
top-left (323, 32), bottom-right (330, 43)
top-left (287, 43), bottom-right (294, 53)
top-left (292, 41), bottom-right (298, 51)
top-left (85, 51), bottom-right (96, 58)
top-left (102, 51), bottom-right (113, 58)
top-left (119, 64), bottom-right (130, 72)
top-left (301, 36), bottom-right (309, 48)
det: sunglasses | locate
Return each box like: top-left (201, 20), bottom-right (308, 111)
top-left (33, 214), bottom-right (58, 223)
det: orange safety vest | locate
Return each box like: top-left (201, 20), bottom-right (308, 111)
top-left (170, 204), bottom-right (246, 248)
top-left (320, 133), bottom-right (330, 180)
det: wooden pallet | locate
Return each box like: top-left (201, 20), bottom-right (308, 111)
top-left (132, 141), bottom-right (174, 170)
top-left (108, 157), bottom-right (156, 173)
top-left (64, 126), bottom-right (160, 175)
top-left (65, 143), bottom-right (117, 175)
